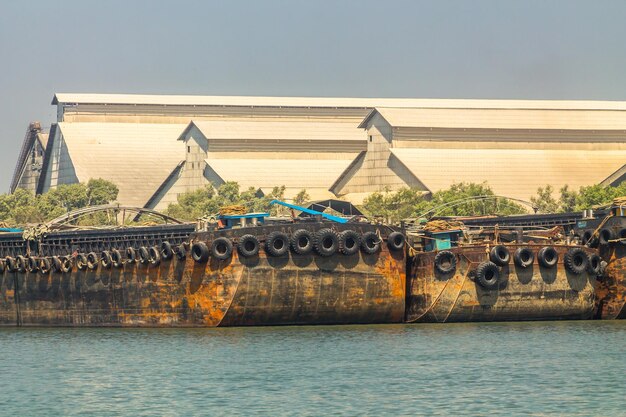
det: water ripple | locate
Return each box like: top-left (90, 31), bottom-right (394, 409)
top-left (0, 321), bottom-right (624, 416)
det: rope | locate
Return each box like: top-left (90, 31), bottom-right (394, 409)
top-left (22, 224), bottom-right (50, 241)
top-left (442, 264), bottom-right (472, 322)
top-left (422, 220), bottom-right (465, 233)
top-left (588, 214), bottom-right (614, 243)
top-left (613, 197), bottom-right (626, 206)
top-left (409, 267), bottom-right (458, 322)
top-left (218, 205), bottom-right (247, 215)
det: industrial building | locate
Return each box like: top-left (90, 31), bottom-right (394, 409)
top-left (10, 93), bottom-right (626, 210)
top-left (332, 104), bottom-right (626, 202)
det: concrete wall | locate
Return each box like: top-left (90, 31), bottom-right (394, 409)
top-left (333, 113), bottom-right (425, 199)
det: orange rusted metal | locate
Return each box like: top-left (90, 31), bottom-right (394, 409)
top-left (406, 244), bottom-right (597, 323)
top-left (595, 244), bottom-right (626, 319)
top-left (0, 223), bottom-right (406, 327)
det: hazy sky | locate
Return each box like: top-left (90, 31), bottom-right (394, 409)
top-left (1, 0), bottom-right (626, 191)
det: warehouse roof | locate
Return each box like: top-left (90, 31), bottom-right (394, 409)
top-left (389, 147), bottom-right (626, 201)
top-left (57, 122), bottom-right (185, 207)
top-left (178, 120), bottom-right (365, 141)
top-left (10, 125), bottom-right (49, 193)
top-left (52, 93), bottom-right (626, 111)
top-left (359, 107), bottom-right (626, 130)
top-left (205, 153), bottom-right (355, 200)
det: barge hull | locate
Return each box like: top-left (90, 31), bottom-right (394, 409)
top-left (0, 224), bottom-right (406, 327)
top-left (406, 245), bottom-right (596, 323)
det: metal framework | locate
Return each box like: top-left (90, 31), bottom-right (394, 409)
top-left (46, 204), bottom-right (184, 228)
top-left (416, 195), bottom-right (539, 219)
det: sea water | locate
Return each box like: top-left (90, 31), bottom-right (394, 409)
top-left (0, 321), bottom-right (624, 416)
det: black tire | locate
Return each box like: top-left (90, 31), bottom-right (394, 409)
top-left (161, 241), bottom-right (173, 261)
top-left (5, 256), bottom-right (17, 273)
top-left (290, 230), bottom-right (313, 255)
top-left (238, 234), bottom-right (260, 257)
top-left (101, 250), bottom-right (112, 269)
top-left (538, 246), bottom-right (558, 268)
top-left (138, 246), bottom-right (150, 265)
top-left (619, 228), bottom-right (626, 245)
top-left (266, 231), bottom-right (290, 257)
top-left (111, 249), bottom-right (124, 268)
top-left (16, 255), bottom-right (27, 273)
top-left (314, 229), bottom-right (339, 257)
top-left (149, 246), bottom-right (161, 266)
top-left (513, 247), bottom-right (534, 268)
top-left (175, 244), bottom-right (187, 260)
top-left (87, 252), bottom-right (98, 270)
top-left (581, 229), bottom-right (598, 248)
top-left (60, 256), bottom-right (72, 273)
top-left (211, 237), bottom-right (233, 260)
top-left (587, 253), bottom-right (602, 275)
top-left (361, 231), bottom-right (381, 254)
top-left (52, 256), bottom-right (63, 273)
top-left (564, 248), bottom-right (588, 275)
top-left (339, 230), bottom-right (360, 255)
top-left (27, 256), bottom-right (39, 272)
top-left (434, 250), bottom-right (456, 274)
top-left (475, 261), bottom-right (501, 290)
top-left (76, 253), bottom-right (88, 271)
top-left (126, 247), bottom-right (137, 264)
top-left (599, 228), bottom-right (616, 245)
top-left (191, 242), bottom-right (210, 263)
top-left (489, 245), bottom-right (510, 266)
top-left (387, 231), bottom-right (405, 251)
top-left (39, 257), bottom-right (51, 274)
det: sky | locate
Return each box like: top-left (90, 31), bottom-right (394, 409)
top-left (1, 0), bottom-right (626, 191)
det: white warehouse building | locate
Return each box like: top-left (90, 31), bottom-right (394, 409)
top-left (10, 93), bottom-right (626, 210)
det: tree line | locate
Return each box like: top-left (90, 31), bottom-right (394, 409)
top-left (165, 183), bottom-right (309, 221)
top-left (0, 179), bottom-right (119, 226)
top-left (361, 182), bottom-right (626, 223)
top-left (1, 178), bottom-right (625, 227)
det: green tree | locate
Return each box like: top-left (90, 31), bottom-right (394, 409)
top-left (427, 182), bottom-right (526, 217)
top-left (362, 182), bottom-right (526, 223)
top-left (87, 178), bottom-right (119, 205)
top-left (293, 189), bottom-right (310, 206)
top-left (166, 185), bottom-right (220, 221)
top-left (0, 188), bottom-right (38, 222)
top-left (531, 185), bottom-right (560, 213)
top-left (0, 178), bottom-right (120, 226)
top-left (361, 187), bottom-right (398, 223)
top-left (216, 181), bottom-right (241, 205)
top-left (559, 185), bottom-right (578, 212)
top-left (165, 183), bottom-right (290, 220)
top-left (574, 183), bottom-right (626, 210)
top-left (262, 186), bottom-right (287, 215)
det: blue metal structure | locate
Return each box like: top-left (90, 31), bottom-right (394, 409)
top-left (0, 227), bottom-right (23, 233)
top-left (424, 230), bottom-right (463, 251)
top-left (217, 213), bottom-right (270, 229)
top-left (269, 200), bottom-right (349, 224)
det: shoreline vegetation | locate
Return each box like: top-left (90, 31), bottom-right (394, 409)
top-left (1, 180), bottom-right (625, 227)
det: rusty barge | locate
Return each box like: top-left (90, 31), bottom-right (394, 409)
top-left (406, 225), bottom-right (600, 322)
top-left (1, 199), bottom-right (626, 327)
top-left (0, 204), bottom-right (406, 327)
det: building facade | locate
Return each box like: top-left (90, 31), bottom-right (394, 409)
top-left (10, 94), bottom-right (626, 211)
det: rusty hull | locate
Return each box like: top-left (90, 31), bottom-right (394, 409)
top-left (595, 243), bottom-right (626, 319)
top-left (0, 224), bottom-right (406, 327)
top-left (406, 244), bottom-right (596, 323)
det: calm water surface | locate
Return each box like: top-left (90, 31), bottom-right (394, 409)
top-left (0, 321), bottom-right (624, 416)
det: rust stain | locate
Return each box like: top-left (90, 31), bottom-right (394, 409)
top-left (407, 244), bottom-right (596, 323)
top-left (596, 244), bottom-right (626, 319)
